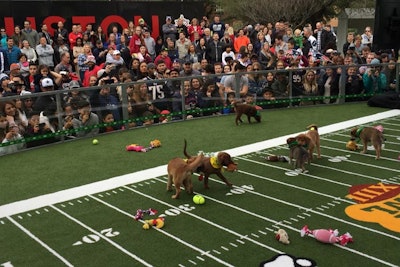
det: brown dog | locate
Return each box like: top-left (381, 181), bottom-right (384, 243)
top-left (350, 126), bottom-right (385, 159)
top-left (305, 124), bottom-right (321, 160)
top-left (167, 154), bottom-right (204, 199)
top-left (287, 137), bottom-right (309, 172)
top-left (184, 140), bottom-right (237, 189)
top-left (232, 100), bottom-right (261, 126)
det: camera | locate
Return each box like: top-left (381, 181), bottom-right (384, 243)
top-left (60, 71), bottom-right (68, 75)
top-left (104, 79), bottom-right (114, 84)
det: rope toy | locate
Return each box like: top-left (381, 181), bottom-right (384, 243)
top-left (134, 208), bottom-right (157, 220)
top-left (126, 139), bottom-right (161, 152)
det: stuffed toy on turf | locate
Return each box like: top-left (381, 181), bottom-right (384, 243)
top-left (274, 229), bottom-right (290, 244)
top-left (301, 225), bottom-right (353, 246)
top-left (346, 138), bottom-right (359, 151)
top-left (143, 218), bottom-right (165, 230)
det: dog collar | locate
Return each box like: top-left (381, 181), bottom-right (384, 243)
top-left (210, 156), bottom-right (222, 169)
top-left (355, 127), bottom-right (364, 138)
top-left (288, 141), bottom-right (298, 148)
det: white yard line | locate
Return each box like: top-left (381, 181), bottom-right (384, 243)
top-left (7, 216), bottom-right (74, 267)
top-left (0, 109), bottom-right (399, 218)
top-left (51, 204), bottom-right (154, 267)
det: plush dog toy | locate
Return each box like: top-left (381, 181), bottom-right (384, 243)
top-left (275, 229), bottom-right (290, 244)
top-left (346, 138), bottom-right (359, 151)
top-left (301, 225), bottom-right (353, 246)
top-left (142, 218), bottom-right (165, 230)
top-left (126, 139), bottom-right (161, 152)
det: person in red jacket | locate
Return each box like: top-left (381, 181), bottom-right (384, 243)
top-left (154, 48), bottom-right (172, 70)
top-left (129, 26), bottom-right (144, 54)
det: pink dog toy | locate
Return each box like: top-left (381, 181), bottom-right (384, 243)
top-left (374, 125), bottom-right (384, 133)
top-left (301, 225), bottom-right (353, 246)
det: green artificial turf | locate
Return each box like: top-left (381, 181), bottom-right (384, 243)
top-left (0, 103), bottom-right (387, 205)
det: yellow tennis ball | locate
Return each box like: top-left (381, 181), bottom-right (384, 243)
top-left (193, 195), bottom-right (205, 205)
top-left (92, 139), bottom-right (99, 145)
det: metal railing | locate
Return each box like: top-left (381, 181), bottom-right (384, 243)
top-left (0, 61), bottom-right (398, 155)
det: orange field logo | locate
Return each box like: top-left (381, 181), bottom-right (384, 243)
top-left (345, 182), bottom-right (400, 233)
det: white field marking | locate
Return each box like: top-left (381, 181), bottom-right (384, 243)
top-left (323, 137), bottom-right (399, 156)
top-left (235, 166), bottom-right (354, 203)
top-left (196, 256), bottom-right (205, 261)
top-left (290, 218), bottom-right (298, 222)
top-left (188, 260), bottom-right (197, 265)
top-left (89, 195), bottom-right (234, 267)
top-left (50, 205), bottom-right (154, 267)
top-left (237, 157), bottom-right (353, 188)
top-left (309, 162), bottom-right (393, 184)
top-left (125, 184), bottom-right (284, 254)
top-left (320, 144), bottom-right (400, 165)
top-left (212, 250), bottom-right (221, 255)
top-left (200, 176), bottom-right (400, 242)
top-left (250, 233), bottom-right (259, 238)
top-left (1, 110), bottom-right (399, 219)
top-left (7, 216), bottom-right (74, 266)
top-left (229, 242), bottom-right (238, 247)
top-left (221, 246), bottom-right (229, 251)
top-left (236, 238), bottom-right (246, 244)
top-left (164, 184), bottom-right (400, 267)
top-left (316, 207), bottom-right (324, 211)
top-left (257, 231), bottom-right (267, 236)
top-left (321, 205), bottom-right (330, 209)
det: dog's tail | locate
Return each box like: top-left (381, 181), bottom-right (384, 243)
top-left (183, 139), bottom-right (192, 159)
top-left (306, 124), bottom-right (318, 131)
top-left (187, 153), bottom-right (204, 172)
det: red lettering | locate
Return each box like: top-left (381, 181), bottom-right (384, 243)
top-left (3, 14), bottom-right (161, 40)
top-left (71, 16), bottom-right (96, 33)
top-left (100, 15), bottom-right (128, 36)
top-left (151, 15), bottom-right (160, 39)
top-left (4, 17), bottom-right (15, 36)
top-left (43, 16), bottom-right (66, 36)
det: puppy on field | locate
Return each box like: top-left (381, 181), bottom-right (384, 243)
top-left (305, 124), bottom-right (321, 160)
top-left (167, 153), bottom-right (204, 199)
top-left (231, 100), bottom-right (261, 126)
top-left (287, 137), bottom-right (309, 172)
top-left (184, 139), bottom-right (237, 189)
top-left (350, 126), bottom-right (385, 159)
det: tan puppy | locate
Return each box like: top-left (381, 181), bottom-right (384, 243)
top-left (350, 126), bottom-right (385, 159)
top-left (305, 124), bottom-right (321, 160)
top-left (167, 154), bottom-right (204, 199)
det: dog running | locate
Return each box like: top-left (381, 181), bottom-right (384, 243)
top-left (231, 100), bottom-right (261, 126)
top-left (183, 139), bottom-right (237, 189)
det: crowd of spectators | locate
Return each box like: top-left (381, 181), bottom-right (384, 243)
top-left (0, 14), bottom-right (397, 154)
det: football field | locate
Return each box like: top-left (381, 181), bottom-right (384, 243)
top-left (1, 108), bottom-right (400, 266)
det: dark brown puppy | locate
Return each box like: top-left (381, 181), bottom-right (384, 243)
top-left (167, 154), bottom-right (204, 199)
top-left (232, 100), bottom-right (261, 126)
top-left (287, 137), bottom-right (309, 172)
top-left (184, 140), bottom-right (237, 189)
top-left (350, 126), bottom-right (385, 159)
